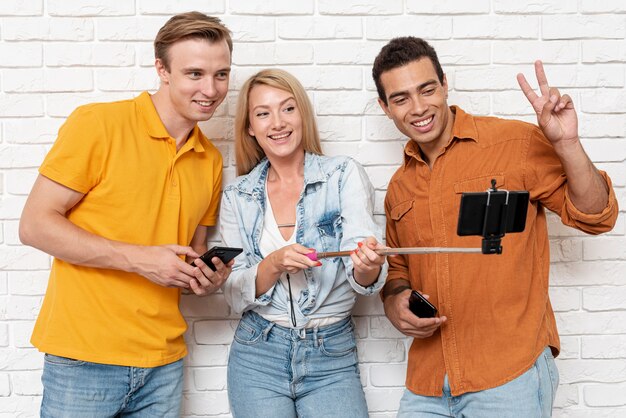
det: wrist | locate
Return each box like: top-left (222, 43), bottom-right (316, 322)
top-left (381, 281), bottom-right (412, 302)
top-left (353, 265), bottom-right (381, 287)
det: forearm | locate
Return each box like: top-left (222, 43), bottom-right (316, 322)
top-left (255, 256), bottom-right (282, 297)
top-left (20, 209), bottom-right (138, 273)
top-left (554, 140), bottom-right (609, 214)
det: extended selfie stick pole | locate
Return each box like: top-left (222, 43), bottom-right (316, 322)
top-left (308, 246), bottom-right (482, 261)
top-left (306, 247), bottom-right (481, 261)
top-left (307, 179), bottom-right (519, 262)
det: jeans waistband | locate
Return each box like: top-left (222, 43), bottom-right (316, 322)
top-left (242, 310), bottom-right (352, 340)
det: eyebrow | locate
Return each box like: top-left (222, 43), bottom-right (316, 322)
top-left (387, 80), bottom-right (438, 101)
top-left (251, 96), bottom-right (296, 111)
top-left (182, 66), bottom-right (231, 74)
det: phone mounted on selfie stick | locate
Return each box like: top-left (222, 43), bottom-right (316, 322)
top-left (305, 179), bottom-right (530, 261)
top-left (457, 179), bottom-right (529, 255)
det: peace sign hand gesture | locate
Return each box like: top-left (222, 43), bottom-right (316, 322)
top-left (517, 60), bottom-right (579, 150)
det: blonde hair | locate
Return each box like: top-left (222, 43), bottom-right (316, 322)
top-left (234, 69), bottom-right (323, 176)
top-left (154, 11), bottom-right (232, 71)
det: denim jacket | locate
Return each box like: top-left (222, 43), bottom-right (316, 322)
top-left (220, 153), bottom-right (387, 328)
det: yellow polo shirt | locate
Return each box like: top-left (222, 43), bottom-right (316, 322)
top-left (31, 92), bottom-right (223, 367)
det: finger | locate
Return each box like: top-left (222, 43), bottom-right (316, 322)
top-left (192, 266), bottom-right (213, 288)
top-left (169, 245), bottom-right (200, 259)
top-left (540, 95), bottom-right (558, 127)
top-left (189, 278), bottom-right (208, 296)
top-left (210, 256), bottom-right (225, 272)
top-left (556, 93), bottom-right (574, 111)
top-left (295, 253), bottom-right (320, 268)
top-left (350, 249), bottom-right (366, 269)
top-left (548, 87), bottom-right (561, 102)
top-left (168, 278), bottom-right (192, 289)
top-left (357, 242), bottom-right (378, 262)
top-left (534, 60), bottom-right (550, 97)
top-left (292, 243), bottom-right (315, 255)
top-left (516, 73), bottom-right (538, 104)
top-left (364, 236), bottom-right (378, 247)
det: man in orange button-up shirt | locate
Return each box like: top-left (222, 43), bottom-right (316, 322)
top-left (373, 37), bottom-right (618, 417)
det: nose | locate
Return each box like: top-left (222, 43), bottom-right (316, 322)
top-left (201, 77), bottom-right (217, 98)
top-left (410, 95), bottom-right (427, 116)
top-left (270, 111), bottom-right (285, 129)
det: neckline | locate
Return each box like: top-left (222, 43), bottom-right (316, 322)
top-left (264, 182), bottom-right (296, 243)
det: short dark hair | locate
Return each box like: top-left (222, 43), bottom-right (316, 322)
top-left (372, 37), bottom-right (444, 105)
top-left (154, 11), bottom-right (232, 71)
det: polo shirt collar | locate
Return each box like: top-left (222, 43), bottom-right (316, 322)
top-left (135, 91), bottom-right (206, 153)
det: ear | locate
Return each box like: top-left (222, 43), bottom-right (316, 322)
top-left (378, 97), bottom-right (392, 119)
top-left (442, 74), bottom-right (449, 99)
top-left (155, 59), bottom-right (170, 84)
top-left (248, 125), bottom-right (255, 138)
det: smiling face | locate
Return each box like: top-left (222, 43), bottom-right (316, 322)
top-left (378, 58), bottom-right (454, 163)
top-left (155, 37), bottom-right (231, 130)
top-left (247, 84), bottom-right (304, 162)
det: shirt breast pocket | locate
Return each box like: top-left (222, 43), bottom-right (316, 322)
top-left (453, 175), bottom-right (505, 195)
top-left (389, 199), bottom-right (422, 245)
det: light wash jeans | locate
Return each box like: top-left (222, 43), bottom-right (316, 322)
top-left (397, 346), bottom-right (559, 417)
top-left (40, 354), bottom-right (183, 418)
top-left (227, 310), bottom-right (368, 418)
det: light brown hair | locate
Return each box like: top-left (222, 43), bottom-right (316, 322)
top-left (234, 69), bottom-right (323, 176)
top-left (154, 11), bottom-right (232, 71)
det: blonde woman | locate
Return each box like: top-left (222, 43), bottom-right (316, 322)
top-left (220, 69), bottom-right (387, 417)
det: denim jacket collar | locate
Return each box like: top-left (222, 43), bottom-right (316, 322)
top-left (233, 152), bottom-right (327, 199)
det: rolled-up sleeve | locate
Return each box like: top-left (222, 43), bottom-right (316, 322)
top-left (525, 126), bottom-right (619, 235)
top-left (219, 190), bottom-right (275, 313)
top-left (339, 159), bottom-right (387, 295)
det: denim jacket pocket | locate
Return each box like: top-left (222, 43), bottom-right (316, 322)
top-left (316, 212), bottom-right (342, 252)
top-left (233, 320), bottom-right (264, 346)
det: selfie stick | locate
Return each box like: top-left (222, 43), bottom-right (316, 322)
top-left (306, 180), bottom-right (519, 261)
top-left (305, 246), bottom-right (480, 261)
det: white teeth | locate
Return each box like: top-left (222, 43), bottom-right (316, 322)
top-left (195, 101), bottom-right (213, 107)
top-left (269, 132), bottom-right (290, 140)
top-left (414, 116), bottom-right (433, 127)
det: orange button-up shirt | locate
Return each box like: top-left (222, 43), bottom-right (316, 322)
top-left (385, 106), bottom-right (618, 396)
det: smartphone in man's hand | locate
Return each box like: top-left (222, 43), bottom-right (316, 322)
top-left (192, 246), bottom-right (242, 271)
top-left (408, 290), bottom-right (437, 318)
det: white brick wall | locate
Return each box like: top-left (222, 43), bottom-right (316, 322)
top-left (1, 1), bottom-right (624, 417)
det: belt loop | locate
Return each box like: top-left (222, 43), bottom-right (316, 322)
top-left (298, 327), bottom-right (306, 339)
top-left (313, 327), bottom-right (319, 347)
top-left (262, 322), bottom-right (275, 341)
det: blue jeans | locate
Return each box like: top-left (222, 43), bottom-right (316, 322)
top-left (398, 346), bottom-right (559, 417)
top-left (41, 354), bottom-right (183, 418)
top-left (228, 311), bottom-right (368, 418)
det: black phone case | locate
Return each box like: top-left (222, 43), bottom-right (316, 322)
top-left (409, 290), bottom-right (437, 318)
top-left (193, 246), bottom-right (243, 271)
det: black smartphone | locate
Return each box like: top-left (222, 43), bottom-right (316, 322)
top-left (409, 290), bottom-right (438, 318)
top-left (192, 246), bottom-right (243, 271)
top-left (457, 190), bottom-right (529, 236)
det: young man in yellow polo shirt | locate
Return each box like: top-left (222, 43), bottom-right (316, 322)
top-left (19, 12), bottom-right (233, 417)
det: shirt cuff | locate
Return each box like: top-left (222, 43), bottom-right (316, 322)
top-left (564, 171), bottom-right (618, 225)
